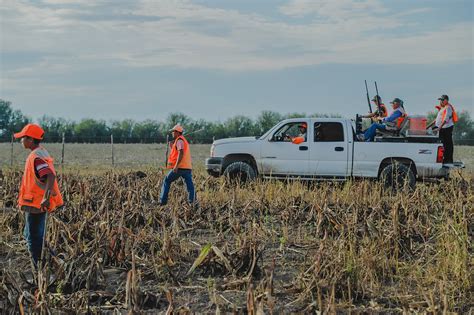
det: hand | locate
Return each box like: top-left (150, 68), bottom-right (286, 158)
top-left (40, 197), bottom-right (50, 211)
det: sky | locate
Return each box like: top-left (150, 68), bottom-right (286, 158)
top-left (1, 0), bottom-right (473, 122)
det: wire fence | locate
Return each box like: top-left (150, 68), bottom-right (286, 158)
top-left (1, 132), bottom-right (473, 169)
top-left (0, 134), bottom-right (213, 169)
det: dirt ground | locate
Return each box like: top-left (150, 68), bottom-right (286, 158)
top-left (1, 165), bottom-right (472, 313)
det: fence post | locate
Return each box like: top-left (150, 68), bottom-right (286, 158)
top-left (111, 134), bottom-right (115, 166)
top-left (10, 135), bottom-right (14, 167)
top-left (61, 132), bottom-right (65, 172)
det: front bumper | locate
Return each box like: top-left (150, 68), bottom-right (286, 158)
top-left (205, 157), bottom-right (224, 177)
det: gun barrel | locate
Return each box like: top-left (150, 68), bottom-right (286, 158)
top-left (164, 134), bottom-right (169, 167)
top-left (365, 80), bottom-right (373, 113)
top-left (374, 81), bottom-right (382, 111)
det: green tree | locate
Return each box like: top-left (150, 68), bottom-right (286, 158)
top-left (256, 111), bottom-right (282, 135)
top-left (224, 115), bottom-right (256, 138)
top-left (74, 119), bottom-right (109, 142)
top-left (0, 99), bottom-right (29, 139)
top-left (110, 119), bottom-right (136, 143)
top-left (284, 112), bottom-right (307, 119)
top-left (453, 111), bottom-right (474, 145)
top-left (132, 120), bottom-right (163, 143)
top-left (165, 112), bottom-right (192, 131)
top-left (38, 115), bottom-right (76, 142)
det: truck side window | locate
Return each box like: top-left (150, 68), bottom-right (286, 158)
top-left (271, 122), bottom-right (307, 142)
top-left (314, 122), bottom-right (344, 142)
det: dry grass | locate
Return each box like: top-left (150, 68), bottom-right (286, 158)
top-left (0, 143), bottom-right (472, 172)
top-left (1, 165), bottom-right (472, 313)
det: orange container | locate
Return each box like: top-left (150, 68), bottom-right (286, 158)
top-left (408, 116), bottom-right (427, 135)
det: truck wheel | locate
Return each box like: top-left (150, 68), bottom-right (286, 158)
top-left (380, 162), bottom-right (416, 192)
top-left (223, 161), bottom-right (257, 183)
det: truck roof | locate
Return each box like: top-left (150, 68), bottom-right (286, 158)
top-left (280, 117), bottom-right (347, 123)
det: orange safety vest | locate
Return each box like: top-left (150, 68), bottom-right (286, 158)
top-left (167, 135), bottom-right (192, 169)
top-left (396, 113), bottom-right (407, 128)
top-left (389, 107), bottom-right (407, 129)
top-left (291, 136), bottom-right (305, 144)
top-left (18, 147), bottom-right (63, 212)
top-left (441, 103), bottom-right (458, 124)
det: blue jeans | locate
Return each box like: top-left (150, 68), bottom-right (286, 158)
top-left (160, 169), bottom-right (196, 205)
top-left (24, 211), bottom-right (47, 267)
top-left (364, 123), bottom-right (386, 142)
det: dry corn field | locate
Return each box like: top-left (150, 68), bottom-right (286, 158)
top-left (0, 144), bottom-right (473, 313)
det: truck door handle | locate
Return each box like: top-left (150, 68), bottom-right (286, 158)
top-left (335, 147), bottom-right (344, 152)
top-left (299, 146), bottom-right (308, 151)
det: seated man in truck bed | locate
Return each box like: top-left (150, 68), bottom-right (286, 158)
top-left (361, 95), bottom-right (388, 120)
top-left (360, 98), bottom-right (407, 142)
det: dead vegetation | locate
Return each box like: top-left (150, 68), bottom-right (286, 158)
top-left (0, 168), bottom-right (472, 313)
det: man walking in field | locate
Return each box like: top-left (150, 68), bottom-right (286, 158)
top-left (159, 124), bottom-right (196, 206)
top-left (14, 124), bottom-right (63, 268)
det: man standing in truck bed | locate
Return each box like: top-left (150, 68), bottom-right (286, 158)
top-left (427, 94), bottom-right (457, 165)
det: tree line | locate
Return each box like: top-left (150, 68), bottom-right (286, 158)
top-left (1, 99), bottom-right (473, 144)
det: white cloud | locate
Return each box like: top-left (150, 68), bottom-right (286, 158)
top-left (0, 0), bottom-right (472, 78)
top-left (279, 0), bottom-right (387, 19)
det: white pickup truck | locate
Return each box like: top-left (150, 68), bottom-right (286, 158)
top-left (205, 117), bottom-right (464, 189)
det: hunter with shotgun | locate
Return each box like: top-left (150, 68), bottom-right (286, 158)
top-left (159, 124), bottom-right (197, 206)
top-left (362, 81), bottom-right (388, 120)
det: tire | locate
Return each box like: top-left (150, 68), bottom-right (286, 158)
top-left (223, 161), bottom-right (257, 183)
top-left (380, 162), bottom-right (416, 192)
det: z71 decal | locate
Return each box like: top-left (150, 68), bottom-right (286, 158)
top-left (418, 149), bottom-right (432, 154)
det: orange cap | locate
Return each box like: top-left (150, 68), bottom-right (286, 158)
top-left (14, 124), bottom-right (44, 140)
top-left (299, 123), bottom-right (307, 129)
top-left (170, 124), bottom-right (184, 133)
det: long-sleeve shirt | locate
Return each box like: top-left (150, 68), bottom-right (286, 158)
top-left (383, 107), bottom-right (405, 123)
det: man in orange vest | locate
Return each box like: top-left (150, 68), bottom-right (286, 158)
top-left (427, 94), bottom-right (457, 165)
top-left (14, 124), bottom-right (63, 268)
top-left (159, 124), bottom-right (196, 206)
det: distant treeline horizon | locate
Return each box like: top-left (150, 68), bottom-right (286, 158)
top-left (1, 99), bottom-right (474, 145)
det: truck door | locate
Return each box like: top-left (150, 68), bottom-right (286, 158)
top-left (260, 121), bottom-right (310, 176)
top-left (308, 121), bottom-right (349, 177)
